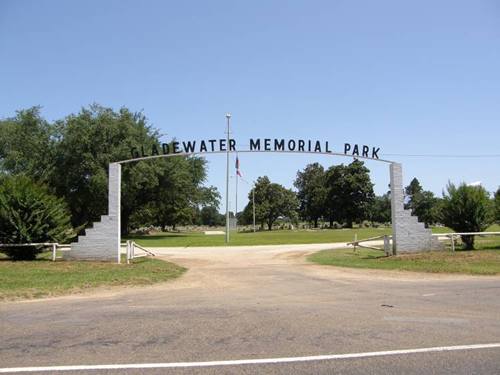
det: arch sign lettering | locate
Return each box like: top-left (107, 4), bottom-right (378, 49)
top-left (65, 137), bottom-right (442, 262)
top-left (129, 138), bottom-right (381, 161)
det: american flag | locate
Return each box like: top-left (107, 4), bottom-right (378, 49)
top-left (235, 156), bottom-right (242, 177)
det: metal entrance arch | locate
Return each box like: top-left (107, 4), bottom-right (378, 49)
top-left (66, 150), bottom-right (441, 262)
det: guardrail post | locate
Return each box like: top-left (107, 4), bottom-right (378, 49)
top-left (353, 233), bottom-right (357, 252)
top-left (126, 240), bottom-right (130, 264)
top-left (383, 235), bottom-right (390, 256)
top-left (450, 234), bottom-right (455, 252)
top-left (52, 243), bottom-right (57, 262)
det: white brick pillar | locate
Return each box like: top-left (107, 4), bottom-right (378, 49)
top-left (390, 162), bottom-right (404, 254)
top-left (390, 162), bottom-right (440, 253)
top-left (108, 163), bottom-right (121, 262)
top-left (67, 162), bottom-right (122, 262)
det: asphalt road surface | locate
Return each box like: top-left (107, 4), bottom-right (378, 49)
top-left (1, 243), bottom-right (499, 374)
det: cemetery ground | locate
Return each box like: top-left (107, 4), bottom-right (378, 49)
top-left (127, 224), bottom-right (492, 247)
top-left (308, 226), bottom-right (500, 275)
top-left (1, 239), bottom-right (500, 374)
top-left (1, 225), bottom-right (499, 301)
top-left (309, 247), bottom-right (500, 275)
top-left (127, 226), bottom-right (395, 247)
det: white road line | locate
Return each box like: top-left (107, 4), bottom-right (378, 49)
top-left (1, 343), bottom-right (499, 373)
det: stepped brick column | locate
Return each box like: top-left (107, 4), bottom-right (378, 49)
top-left (390, 162), bottom-right (441, 253)
top-left (390, 163), bottom-right (404, 254)
top-left (66, 163), bottom-right (121, 262)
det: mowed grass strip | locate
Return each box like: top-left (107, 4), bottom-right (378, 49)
top-left (129, 224), bottom-right (500, 247)
top-left (308, 247), bottom-right (500, 275)
top-left (129, 227), bottom-right (393, 247)
top-left (0, 256), bottom-right (186, 301)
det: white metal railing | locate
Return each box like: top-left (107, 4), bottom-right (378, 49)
top-left (347, 234), bottom-right (393, 256)
top-left (1, 242), bottom-right (157, 262)
top-left (0, 243), bottom-right (71, 261)
top-left (432, 231), bottom-right (500, 251)
top-left (125, 240), bottom-right (156, 264)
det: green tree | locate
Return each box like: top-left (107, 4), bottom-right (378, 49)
top-left (294, 163), bottom-right (327, 228)
top-left (404, 177), bottom-right (423, 207)
top-left (429, 197), bottom-right (444, 226)
top-left (240, 200), bottom-right (255, 226)
top-left (200, 206), bottom-right (225, 226)
top-left (0, 107), bottom-right (56, 181)
top-left (51, 105), bottom-right (162, 232)
top-left (48, 105), bottom-right (217, 233)
top-left (0, 175), bottom-right (73, 260)
top-left (245, 176), bottom-right (299, 230)
top-left (149, 156), bottom-right (220, 230)
top-left (495, 187), bottom-right (500, 223)
top-left (404, 178), bottom-right (440, 227)
top-left (411, 191), bottom-right (439, 227)
top-left (325, 160), bottom-right (374, 228)
top-left (440, 182), bottom-right (494, 249)
top-left (369, 193), bottom-right (391, 224)
top-left (1, 105), bottom-right (218, 234)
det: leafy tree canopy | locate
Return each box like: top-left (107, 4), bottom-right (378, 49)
top-left (325, 160), bottom-right (374, 228)
top-left (0, 107), bottom-right (56, 181)
top-left (369, 193), bottom-right (391, 224)
top-left (294, 162), bottom-right (327, 228)
top-left (0, 105), bottom-right (219, 234)
top-left (199, 206), bottom-right (225, 227)
top-left (404, 178), bottom-right (441, 227)
top-left (440, 182), bottom-right (494, 249)
top-left (405, 177), bottom-right (423, 198)
top-left (245, 176), bottom-right (299, 230)
top-left (495, 187), bottom-right (500, 223)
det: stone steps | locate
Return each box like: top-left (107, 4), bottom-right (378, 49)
top-left (65, 214), bottom-right (119, 261)
top-left (390, 163), bottom-right (443, 253)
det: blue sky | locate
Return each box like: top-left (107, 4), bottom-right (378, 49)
top-left (1, 0), bottom-right (499, 213)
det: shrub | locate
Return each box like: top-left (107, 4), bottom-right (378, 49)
top-left (0, 175), bottom-right (73, 260)
top-left (440, 182), bottom-right (494, 250)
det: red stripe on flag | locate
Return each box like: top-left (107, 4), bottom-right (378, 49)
top-left (235, 156), bottom-right (242, 177)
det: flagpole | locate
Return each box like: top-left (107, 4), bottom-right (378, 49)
top-left (235, 164), bottom-right (238, 231)
top-left (252, 182), bottom-right (256, 232)
top-left (225, 113), bottom-right (231, 244)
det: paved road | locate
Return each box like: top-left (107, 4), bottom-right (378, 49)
top-left (1, 244), bottom-right (499, 374)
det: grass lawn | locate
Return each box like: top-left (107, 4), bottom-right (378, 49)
top-left (128, 227), bottom-right (393, 247)
top-left (308, 243), bottom-right (500, 276)
top-left (128, 224), bottom-right (500, 247)
top-left (0, 254), bottom-right (186, 301)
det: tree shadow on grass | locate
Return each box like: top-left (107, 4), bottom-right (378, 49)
top-left (454, 245), bottom-right (500, 251)
top-left (0, 257), bottom-right (54, 262)
top-left (0, 250), bottom-right (66, 262)
top-left (475, 245), bottom-right (500, 251)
